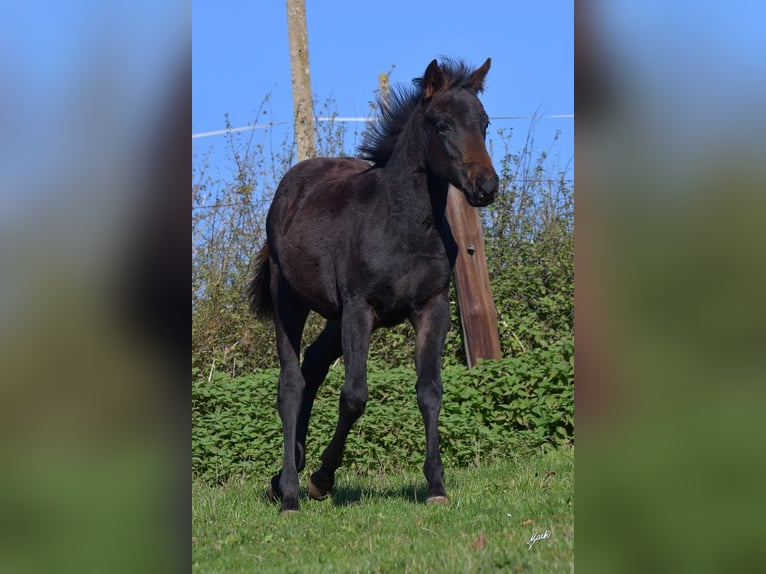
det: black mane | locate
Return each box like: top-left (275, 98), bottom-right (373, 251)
top-left (359, 58), bottom-right (479, 166)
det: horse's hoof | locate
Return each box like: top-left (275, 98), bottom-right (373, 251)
top-left (308, 468), bottom-right (334, 500)
top-left (307, 477), bottom-right (330, 501)
top-left (279, 497), bottom-right (300, 513)
top-left (426, 495), bottom-right (450, 505)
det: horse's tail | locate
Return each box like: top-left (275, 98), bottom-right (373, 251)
top-left (247, 244), bottom-right (273, 319)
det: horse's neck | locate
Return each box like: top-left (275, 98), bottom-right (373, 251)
top-left (383, 121), bottom-right (449, 225)
top-left (425, 172), bottom-right (450, 222)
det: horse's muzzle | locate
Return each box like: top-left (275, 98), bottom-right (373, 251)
top-left (465, 172), bottom-right (499, 207)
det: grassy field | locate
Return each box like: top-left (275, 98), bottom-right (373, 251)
top-left (192, 446), bottom-right (573, 573)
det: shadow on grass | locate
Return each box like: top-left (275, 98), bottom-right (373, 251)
top-left (260, 479), bottom-right (434, 510)
top-left (326, 483), bottom-right (430, 507)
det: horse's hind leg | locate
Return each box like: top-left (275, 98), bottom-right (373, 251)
top-left (268, 277), bottom-right (309, 513)
top-left (309, 300), bottom-right (374, 500)
top-left (295, 320), bottom-right (342, 479)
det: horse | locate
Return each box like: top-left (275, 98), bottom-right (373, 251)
top-left (247, 57), bottom-right (498, 513)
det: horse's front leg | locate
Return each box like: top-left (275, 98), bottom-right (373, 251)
top-left (411, 292), bottom-right (451, 503)
top-left (309, 299), bottom-right (373, 501)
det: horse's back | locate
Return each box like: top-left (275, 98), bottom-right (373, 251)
top-left (273, 156), bottom-right (371, 204)
top-left (270, 155), bottom-right (375, 235)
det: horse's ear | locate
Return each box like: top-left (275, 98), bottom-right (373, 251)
top-left (422, 59), bottom-right (444, 100)
top-left (468, 58), bottom-right (491, 93)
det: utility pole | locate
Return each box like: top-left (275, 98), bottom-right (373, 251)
top-left (446, 186), bottom-right (502, 367)
top-left (378, 71), bottom-right (390, 104)
top-left (285, 0), bottom-right (316, 161)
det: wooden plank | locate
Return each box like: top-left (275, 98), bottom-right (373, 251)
top-left (445, 185), bottom-right (502, 367)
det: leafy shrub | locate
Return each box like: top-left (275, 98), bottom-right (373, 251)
top-left (193, 106), bottom-right (573, 375)
top-left (192, 103), bottom-right (574, 486)
top-left (192, 337), bottom-right (573, 484)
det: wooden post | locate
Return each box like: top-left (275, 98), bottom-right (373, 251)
top-left (446, 185), bottom-right (502, 367)
top-left (285, 0), bottom-right (316, 161)
top-left (378, 71), bottom-right (390, 103)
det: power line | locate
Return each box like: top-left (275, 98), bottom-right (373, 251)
top-left (192, 122), bottom-right (289, 140)
top-left (193, 178), bottom-right (575, 210)
top-left (192, 114), bottom-right (574, 140)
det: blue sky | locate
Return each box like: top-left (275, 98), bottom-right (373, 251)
top-left (193, 0), bottom-right (574, 181)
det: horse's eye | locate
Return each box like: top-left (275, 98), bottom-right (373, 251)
top-left (436, 121), bottom-right (450, 135)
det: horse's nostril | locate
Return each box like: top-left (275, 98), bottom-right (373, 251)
top-left (476, 173), bottom-right (499, 194)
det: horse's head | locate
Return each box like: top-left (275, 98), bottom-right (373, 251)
top-left (421, 58), bottom-right (499, 207)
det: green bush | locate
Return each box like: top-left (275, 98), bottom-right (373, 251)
top-left (193, 107), bottom-right (573, 375)
top-left (193, 105), bottom-right (574, 487)
top-left (192, 337), bottom-right (573, 484)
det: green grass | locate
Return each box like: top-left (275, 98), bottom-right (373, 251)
top-left (192, 446), bottom-right (573, 573)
